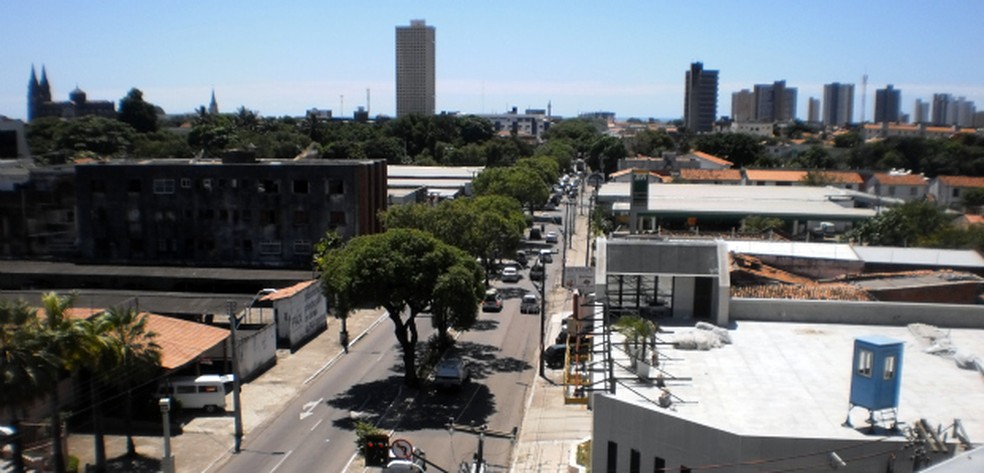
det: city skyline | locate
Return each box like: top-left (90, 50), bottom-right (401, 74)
top-left (1, 1), bottom-right (983, 121)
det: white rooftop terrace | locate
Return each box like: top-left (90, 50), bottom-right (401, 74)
top-left (602, 319), bottom-right (984, 442)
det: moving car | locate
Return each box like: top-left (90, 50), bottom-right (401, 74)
top-left (545, 231), bottom-right (559, 244)
top-left (529, 263), bottom-right (545, 281)
top-left (501, 266), bottom-right (520, 283)
top-left (516, 250), bottom-right (528, 266)
top-left (481, 289), bottom-right (503, 312)
top-left (539, 249), bottom-right (553, 263)
top-left (520, 294), bottom-right (540, 314)
top-left (433, 358), bottom-right (470, 390)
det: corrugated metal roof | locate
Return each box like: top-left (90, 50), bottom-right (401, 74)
top-left (853, 246), bottom-right (984, 268)
top-left (728, 241), bottom-right (861, 261)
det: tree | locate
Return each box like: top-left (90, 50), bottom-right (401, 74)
top-left (118, 88), bottom-right (160, 133)
top-left (833, 131), bottom-right (862, 149)
top-left (962, 188), bottom-right (984, 209)
top-left (587, 135), bottom-right (626, 175)
top-left (472, 166), bottom-right (550, 214)
top-left (741, 216), bottom-right (785, 233)
top-left (613, 314), bottom-right (656, 367)
top-left (99, 306), bottom-right (161, 457)
top-left (693, 133), bottom-right (764, 168)
top-left (80, 311), bottom-right (122, 473)
top-left (627, 128), bottom-right (675, 157)
top-left (318, 229), bottom-right (483, 386)
top-left (1, 299), bottom-right (52, 473)
top-left (846, 200), bottom-right (954, 247)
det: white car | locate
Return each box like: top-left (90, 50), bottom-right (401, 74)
top-left (545, 231), bottom-right (559, 243)
top-left (433, 358), bottom-right (470, 390)
top-left (501, 266), bottom-right (520, 283)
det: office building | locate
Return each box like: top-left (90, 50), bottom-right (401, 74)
top-left (731, 89), bottom-right (754, 122)
top-left (822, 82), bottom-right (854, 127)
top-left (874, 85), bottom-right (901, 123)
top-left (753, 80), bottom-right (797, 122)
top-left (932, 94), bottom-right (952, 125)
top-left (913, 99), bottom-right (929, 124)
top-left (684, 62), bottom-right (718, 133)
top-left (807, 97), bottom-right (821, 123)
top-left (395, 20), bottom-right (435, 117)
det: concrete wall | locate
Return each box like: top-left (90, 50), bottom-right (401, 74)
top-left (235, 323), bottom-right (277, 381)
top-left (274, 283), bottom-right (328, 349)
top-left (672, 276), bottom-right (696, 318)
top-left (730, 298), bottom-right (984, 329)
top-left (592, 393), bottom-right (924, 473)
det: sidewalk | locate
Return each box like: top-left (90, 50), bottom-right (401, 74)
top-left (510, 197), bottom-right (594, 472)
top-left (67, 307), bottom-right (387, 473)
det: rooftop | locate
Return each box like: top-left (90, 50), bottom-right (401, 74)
top-left (744, 169), bottom-right (808, 182)
top-left (870, 173), bottom-right (928, 186)
top-left (678, 169), bottom-right (742, 182)
top-left (935, 175), bottom-right (984, 188)
top-left (605, 320), bottom-right (984, 441)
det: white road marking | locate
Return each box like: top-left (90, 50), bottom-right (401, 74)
top-left (310, 418), bottom-right (323, 432)
top-left (268, 450), bottom-right (293, 473)
top-left (299, 397), bottom-right (324, 420)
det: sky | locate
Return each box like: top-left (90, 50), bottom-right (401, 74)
top-left (2, 1), bottom-right (983, 122)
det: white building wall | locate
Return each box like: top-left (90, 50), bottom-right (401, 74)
top-left (273, 283), bottom-right (328, 349)
top-left (672, 276), bottom-right (696, 318)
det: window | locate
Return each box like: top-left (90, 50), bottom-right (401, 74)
top-left (653, 457), bottom-right (666, 473)
top-left (243, 239), bottom-right (253, 253)
top-left (330, 211), bottom-right (346, 227)
top-left (606, 441), bottom-right (617, 473)
top-left (327, 178), bottom-right (344, 195)
top-left (857, 349), bottom-right (873, 377)
top-left (181, 178), bottom-right (191, 188)
top-left (128, 179), bottom-right (142, 193)
top-left (176, 385), bottom-right (195, 394)
top-left (630, 449), bottom-right (640, 473)
top-left (293, 179), bottom-right (309, 194)
top-left (260, 241), bottom-right (282, 255)
top-left (883, 355), bottom-right (896, 380)
top-left (910, 187), bottom-right (917, 196)
top-left (262, 210), bottom-right (278, 225)
top-left (681, 467), bottom-right (691, 473)
top-left (294, 240), bottom-right (312, 254)
top-left (153, 179), bottom-right (175, 194)
top-left (259, 179), bottom-right (280, 193)
top-left (293, 210), bottom-right (309, 225)
top-left (199, 385), bottom-right (218, 393)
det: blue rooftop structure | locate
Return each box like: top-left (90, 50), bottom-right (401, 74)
top-left (847, 335), bottom-right (904, 428)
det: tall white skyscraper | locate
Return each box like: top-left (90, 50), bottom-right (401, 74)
top-left (822, 82), bottom-right (855, 127)
top-left (396, 19), bottom-right (435, 117)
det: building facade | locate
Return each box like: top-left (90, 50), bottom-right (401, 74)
top-left (395, 20), bottom-right (436, 118)
top-left (807, 97), bottom-right (821, 123)
top-left (75, 157), bottom-right (387, 268)
top-left (684, 62), bottom-right (718, 133)
top-left (874, 85), bottom-right (901, 123)
top-left (27, 66), bottom-right (115, 122)
top-left (731, 89), bottom-right (754, 122)
top-left (823, 82), bottom-right (855, 127)
top-left (913, 99), bottom-right (929, 124)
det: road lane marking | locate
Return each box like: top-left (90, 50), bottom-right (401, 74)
top-left (310, 419), bottom-right (323, 432)
top-left (299, 397), bottom-right (324, 420)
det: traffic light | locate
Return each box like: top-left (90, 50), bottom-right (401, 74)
top-left (363, 433), bottom-right (390, 467)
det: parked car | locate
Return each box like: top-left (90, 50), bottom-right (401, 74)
top-left (529, 263), bottom-right (545, 281)
top-left (520, 294), bottom-right (540, 314)
top-left (545, 231), bottom-right (559, 244)
top-left (481, 289), bottom-right (503, 312)
top-left (155, 374), bottom-right (234, 413)
top-left (516, 250), bottom-right (528, 266)
top-left (501, 266), bottom-right (520, 283)
top-left (539, 249), bottom-right (553, 263)
top-left (529, 227), bottom-right (542, 240)
top-left (433, 358), bottom-right (470, 390)
top-left (543, 344), bottom-right (567, 369)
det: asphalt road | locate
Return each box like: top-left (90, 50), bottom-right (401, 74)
top-left (214, 217), bottom-right (566, 473)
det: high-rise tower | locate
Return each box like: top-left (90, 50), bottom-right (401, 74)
top-left (874, 85), bottom-right (901, 123)
top-left (823, 82), bottom-right (855, 127)
top-left (684, 62), bottom-right (718, 133)
top-left (395, 19), bottom-right (435, 118)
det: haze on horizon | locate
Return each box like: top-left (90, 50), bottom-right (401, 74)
top-left (2, 1), bottom-right (982, 121)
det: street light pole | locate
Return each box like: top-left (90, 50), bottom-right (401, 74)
top-left (228, 301), bottom-right (244, 453)
top-left (159, 398), bottom-right (175, 473)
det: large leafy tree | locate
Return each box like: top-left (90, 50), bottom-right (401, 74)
top-left (0, 299), bottom-right (51, 473)
top-left (318, 229), bottom-right (484, 386)
top-left (473, 166), bottom-right (550, 214)
top-left (846, 200), bottom-right (954, 247)
top-left (692, 133), bottom-right (765, 168)
top-left (117, 88), bottom-right (160, 133)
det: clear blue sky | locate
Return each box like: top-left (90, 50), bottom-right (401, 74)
top-left (2, 1), bottom-right (982, 121)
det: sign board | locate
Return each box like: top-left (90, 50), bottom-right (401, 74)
top-left (390, 438), bottom-right (413, 460)
top-left (587, 172), bottom-right (604, 189)
top-left (564, 266), bottom-right (595, 294)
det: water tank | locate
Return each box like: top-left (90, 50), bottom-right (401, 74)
top-left (848, 336), bottom-right (903, 411)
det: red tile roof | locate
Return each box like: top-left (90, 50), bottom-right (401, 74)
top-left (817, 171), bottom-right (863, 184)
top-left (146, 313), bottom-right (228, 369)
top-left (690, 150), bottom-right (733, 167)
top-left (744, 169), bottom-right (808, 182)
top-left (870, 173), bottom-right (927, 186)
top-left (679, 168), bottom-right (742, 182)
top-left (262, 280), bottom-right (318, 302)
top-left (936, 175), bottom-right (984, 188)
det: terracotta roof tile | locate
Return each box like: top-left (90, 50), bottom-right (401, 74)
top-left (745, 169), bottom-right (808, 182)
top-left (679, 168), bottom-right (742, 182)
top-left (146, 313), bottom-right (229, 369)
top-left (817, 171), bottom-right (863, 184)
top-left (261, 280), bottom-right (318, 302)
top-left (871, 173), bottom-right (927, 186)
top-left (690, 150), bottom-right (733, 167)
top-left (936, 175), bottom-right (984, 188)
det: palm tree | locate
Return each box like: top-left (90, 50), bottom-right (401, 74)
top-left (613, 314), bottom-right (657, 367)
top-left (39, 292), bottom-right (94, 473)
top-left (1, 299), bottom-right (53, 473)
top-left (81, 312), bottom-right (122, 473)
top-left (101, 306), bottom-right (161, 457)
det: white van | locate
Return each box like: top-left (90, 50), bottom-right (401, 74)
top-left (156, 374), bottom-right (233, 413)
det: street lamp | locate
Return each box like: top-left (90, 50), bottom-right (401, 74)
top-left (227, 301), bottom-right (244, 453)
top-left (246, 288), bottom-right (276, 324)
top-left (535, 271), bottom-right (547, 378)
top-left (159, 398), bottom-right (175, 473)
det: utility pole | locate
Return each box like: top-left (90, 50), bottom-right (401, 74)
top-left (446, 421), bottom-right (516, 473)
top-left (159, 398), bottom-right (175, 473)
top-left (228, 301), bottom-right (244, 453)
top-left (539, 270), bottom-right (547, 378)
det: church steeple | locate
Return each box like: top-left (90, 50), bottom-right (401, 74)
top-left (39, 65), bottom-right (51, 101)
top-left (208, 89), bottom-right (219, 115)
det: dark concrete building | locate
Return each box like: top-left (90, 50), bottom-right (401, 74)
top-left (75, 156), bottom-right (386, 268)
top-left (684, 62), bottom-right (718, 133)
top-left (874, 85), bottom-right (901, 123)
top-left (0, 163), bottom-right (78, 258)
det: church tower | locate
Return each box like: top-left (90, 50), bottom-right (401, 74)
top-left (208, 89), bottom-right (219, 115)
top-left (28, 65), bottom-right (53, 121)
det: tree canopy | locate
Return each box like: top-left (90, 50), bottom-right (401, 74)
top-left (118, 88), bottom-right (160, 133)
top-left (318, 229), bottom-right (484, 386)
